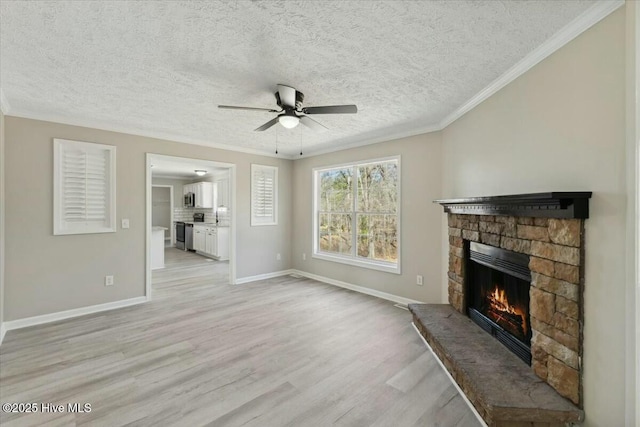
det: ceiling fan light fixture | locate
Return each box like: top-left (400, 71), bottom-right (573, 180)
top-left (279, 114), bottom-right (300, 129)
top-left (195, 170), bottom-right (207, 176)
top-left (222, 85), bottom-right (357, 132)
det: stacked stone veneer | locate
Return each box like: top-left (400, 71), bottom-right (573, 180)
top-left (447, 213), bottom-right (584, 405)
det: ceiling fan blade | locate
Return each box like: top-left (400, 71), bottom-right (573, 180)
top-left (300, 116), bottom-right (329, 133)
top-left (302, 105), bottom-right (358, 115)
top-left (277, 84), bottom-right (297, 108)
top-left (218, 105), bottom-right (278, 112)
top-left (254, 117), bottom-right (279, 132)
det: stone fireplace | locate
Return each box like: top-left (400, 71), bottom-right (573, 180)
top-left (409, 192), bottom-right (591, 426)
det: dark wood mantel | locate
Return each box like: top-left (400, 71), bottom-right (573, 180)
top-left (435, 192), bottom-right (592, 219)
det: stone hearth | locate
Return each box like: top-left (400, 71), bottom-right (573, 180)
top-left (409, 304), bottom-right (584, 426)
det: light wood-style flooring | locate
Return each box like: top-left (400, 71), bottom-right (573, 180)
top-left (0, 248), bottom-right (481, 426)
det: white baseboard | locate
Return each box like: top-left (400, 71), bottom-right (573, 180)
top-left (292, 270), bottom-right (423, 306)
top-left (0, 323), bottom-right (6, 346)
top-left (234, 269), bottom-right (295, 285)
top-left (3, 296), bottom-right (149, 331)
top-left (411, 322), bottom-right (488, 427)
top-left (0, 270), bottom-right (419, 335)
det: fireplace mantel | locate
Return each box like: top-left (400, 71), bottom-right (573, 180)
top-left (435, 192), bottom-right (592, 219)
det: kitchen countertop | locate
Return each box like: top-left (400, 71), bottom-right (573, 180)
top-left (152, 226), bottom-right (168, 232)
top-left (173, 221), bottom-right (228, 227)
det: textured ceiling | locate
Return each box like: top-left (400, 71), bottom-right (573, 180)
top-left (1, 1), bottom-right (599, 157)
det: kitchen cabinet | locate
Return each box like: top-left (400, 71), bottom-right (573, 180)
top-left (183, 182), bottom-right (214, 208)
top-left (194, 182), bottom-right (214, 208)
top-left (215, 227), bottom-right (229, 260)
top-left (193, 224), bottom-right (229, 261)
top-left (193, 226), bottom-right (206, 252)
top-left (215, 178), bottom-right (229, 209)
top-left (205, 228), bottom-right (216, 255)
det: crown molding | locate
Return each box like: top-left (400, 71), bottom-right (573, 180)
top-left (299, 123), bottom-right (442, 159)
top-left (6, 109), bottom-right (294, 160)
top-left (0, 88), bottom-right (10, 115)
top-left (438, 0), bottom-right (625, 129)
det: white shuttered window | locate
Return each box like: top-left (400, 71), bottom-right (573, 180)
top-left (54, 139), bottom-right (116, 235)
top-left (251, 164), bottom-right (277, 226)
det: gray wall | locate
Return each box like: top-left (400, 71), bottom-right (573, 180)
top-left (441, 9), bottom-right (626, 426)
top-left (0, 109), bottom-right (5, 335)
top-left (292, 132), bottom-right (443, 303)
top-left (4, 117), bottom-right (293, 320)
top-left (624, 2), bottom-right (639, 424)
top-left (152, 177), bottom-right (189, 208)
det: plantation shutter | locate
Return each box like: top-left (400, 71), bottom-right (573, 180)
top-left (251, 164), bottom-right (278, 226)
top-left (54, 139), bottom-right (116, 235)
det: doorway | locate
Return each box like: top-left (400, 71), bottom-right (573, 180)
top-left (145, 153), bottom-right (236, 300)
top-left (152, 185), bottom-right (173, 244)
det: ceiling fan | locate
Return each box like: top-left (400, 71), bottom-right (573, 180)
top-left (218, 84), bottom-right (357, 133)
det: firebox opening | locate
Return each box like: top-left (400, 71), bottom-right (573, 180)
top-left (467, 241), bottom-right (532, 365)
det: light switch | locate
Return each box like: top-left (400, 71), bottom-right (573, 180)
top-left (121, 219), bottom-right (130, 229)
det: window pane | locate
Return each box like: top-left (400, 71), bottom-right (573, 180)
top-left (357, 162), bottom-right (398, 213)
top-left (356, 213), bottom-right (398, 262)
top-left (319, 168), bottom-right (353, 212)
top-left (318, 213), bottom-right (352, 255)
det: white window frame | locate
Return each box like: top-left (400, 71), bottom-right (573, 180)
top-left (312, 155), bottom-right (401, 274)
top-left (251, 164), bottom-right (278, 226)
top-left (53, 138), bottom-right (116, 235)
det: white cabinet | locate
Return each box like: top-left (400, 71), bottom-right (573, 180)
top-left (193, 225), bottom-right (229, 261)
top-left (183, 182), bottom-right (214, 208)
top-left (215, 227), bottom-right (229, 260)
top-left (194, 226), bottom-right (206, 252)
top-left (205, 228), bottom-right (216, 255)
top-left (194, 182), bottom-right (214, 208)
top-left (215, 178), bottom-right (229, 209)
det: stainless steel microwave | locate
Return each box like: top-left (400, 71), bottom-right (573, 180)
top-left (184, 192), bottom-right (195, 208)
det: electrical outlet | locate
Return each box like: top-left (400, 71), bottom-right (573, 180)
top-left (276, 253), bottom-right (281, 261)
top-left (302, 253), bottom-right (306, 261)
top-left (105, 275), bottom-right (114, 286)
top-left (121, 219), bottom-right (130, 229)
top-left (416, 275), bottom-right (423, 286)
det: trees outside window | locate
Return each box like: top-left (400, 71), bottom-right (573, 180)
top-left (314, 156), bottom-right (400, 273)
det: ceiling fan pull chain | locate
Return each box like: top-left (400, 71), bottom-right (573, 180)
top-left (275, 126), bottom-right (279, 155)
top-left (299, 126), bottom-right (303, 156)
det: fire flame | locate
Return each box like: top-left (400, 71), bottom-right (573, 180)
top-left (489, 285), bottom-right (527, 334)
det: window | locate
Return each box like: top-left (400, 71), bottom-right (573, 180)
top-left (251, 164), bottom-right (278, 226)
top-left (53, 138), bottom-right (116, 235)
top-left (313, 156), bottom-right (400, 274)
